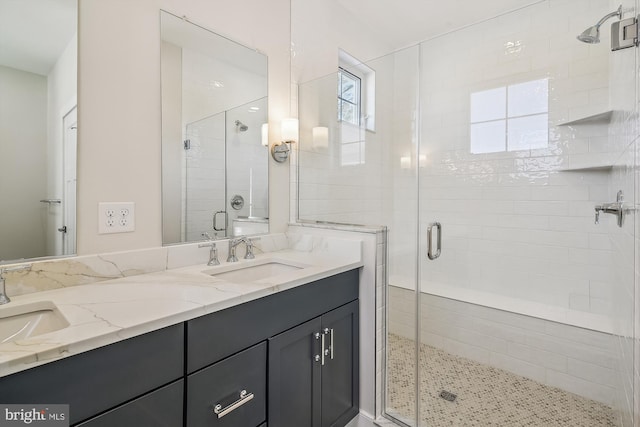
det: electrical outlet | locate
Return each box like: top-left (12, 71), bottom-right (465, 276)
top-left (99, 202), bottom-right (135, 234)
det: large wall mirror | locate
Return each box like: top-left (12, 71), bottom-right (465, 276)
top-left (161, 11), bottom-right (269, 245)
top-left (0, 0), bottom-right (77, 263)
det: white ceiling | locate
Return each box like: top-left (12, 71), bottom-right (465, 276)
top-left (0, 0), bottom-right (76, 76)
top-left (335, 0), bottom-right (545, 49)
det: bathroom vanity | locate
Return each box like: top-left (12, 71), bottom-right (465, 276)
top-left (0, 268), bottom-right (359, 427)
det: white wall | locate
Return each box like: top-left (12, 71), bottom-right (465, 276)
top-left (0, 65), bottom-right (48, 260)
top-left (77, 0), bottom-right (290, 254)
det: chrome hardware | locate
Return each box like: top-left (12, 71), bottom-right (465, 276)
top-left (58, 225), bottom-right (68, 233)
top-left (612, 16), bottom-right (639, 51)
top-left (199, 233), bottom-right (220, 266)
top-left (321, 332), bottom-right (326, 366)
top-left (227, 236), bottom-right (247, 262)
top-left (213, 389), bottom-right (254, 418)
top-left (244, 237), bottom-right (260, 259)
top-left (594, 190), bottom-right (633, 228)
top-left (314, 332), bottom-right (322, 362)
top-left (230, 195), bottom-right (245, 210)
top-left (213, 210), bottom-right (227, 232)
top-left (0, 265), bottom-right (31, 305)
top-left (427, 222), bottom-right (442, 260)
top-left (330, 328), bottom-right (334, 360)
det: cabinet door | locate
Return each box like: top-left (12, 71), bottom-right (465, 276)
top-left (268, 317), bottom-right (322, 427)
top-left (321, 301), bottom-right (359, 427)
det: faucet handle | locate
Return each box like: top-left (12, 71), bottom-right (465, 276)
top-left (244, 237), bottom-right (261, 259)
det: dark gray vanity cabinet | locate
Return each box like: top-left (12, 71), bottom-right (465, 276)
top-left (268, 300), bottom-right (359, 427)
top-left (0, 324), bottom-right (184, 426)
top-left (0, 269), bottom-right (360, 427)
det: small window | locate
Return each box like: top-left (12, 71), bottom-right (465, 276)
top-left (338, 68), bottom-right (361, 126)
top-left (470, 78), bottom-right (549, 154)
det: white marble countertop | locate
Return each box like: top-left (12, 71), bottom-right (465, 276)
top-left (0, 246), bottom-right (363, 378)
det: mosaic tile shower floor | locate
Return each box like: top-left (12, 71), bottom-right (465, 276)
top-left (386, 334), bottom-right (616, 426)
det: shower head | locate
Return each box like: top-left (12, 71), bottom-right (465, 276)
top-left (577, 5), bottom-right (622, 44)
top-left (235, 120), bottom-right (248, 132)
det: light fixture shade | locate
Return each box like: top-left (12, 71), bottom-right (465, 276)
top-left (261, 123), bottom-right (269, 147)
top-left (281, 118), bottom-right (299, 143)
top-left (312, 126), bottom-right (329, 149)
top-left (400, 156), bottom-right (411, 169)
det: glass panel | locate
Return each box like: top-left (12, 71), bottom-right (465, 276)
top-left (507, 114), bottom-right (548, 151)
top-left (470, 120), bottom-right (506, 153)
top-left (297, 46), bottom-right (420, 425)
top-left (419, 0), bottom-right (629, 425)
top-left (339, 101), bottom-right (356, 125)
top-left (470, 86), bottom-right (506, 122)
top-left (508, 78), bottom-right (548, 117)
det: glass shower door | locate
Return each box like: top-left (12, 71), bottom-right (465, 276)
top-left (417, 0), bottom-right (635, 425)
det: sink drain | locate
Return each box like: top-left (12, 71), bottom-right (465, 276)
top-left (439, 390), bottom-right (457, 402)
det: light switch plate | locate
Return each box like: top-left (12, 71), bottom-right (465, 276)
top-left (98, 202), bottom-right (135, 234)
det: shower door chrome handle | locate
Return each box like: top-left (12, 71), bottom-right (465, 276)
top-left (213, 210), bottom-right (227, 231)
top-left (427, 222), bottom-right (441, 260)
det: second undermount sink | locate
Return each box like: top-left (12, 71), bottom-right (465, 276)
top-left (205, 259), bottom-right (307, 284)
top-left (0, 301), bottom-right (70, 344)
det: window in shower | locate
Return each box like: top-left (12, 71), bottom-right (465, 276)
top-left (338, 67), bottom-right (361, 126)
top-left (470, 78), bottom-right (549, 154)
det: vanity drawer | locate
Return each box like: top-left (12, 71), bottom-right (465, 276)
top-left (187, 341), bottom-right (267, 427)
top-left (0, 324), bottom-right (184, 425)
top-left (75, 379), bottom-right (183, 427)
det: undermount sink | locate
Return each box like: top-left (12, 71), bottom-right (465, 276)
top-left (0, 301), bottom-right (70, 344)
top-left (205, 259), bottom-right (307, 284)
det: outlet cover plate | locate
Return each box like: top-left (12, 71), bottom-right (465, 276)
top-left (98, 202), bottom-right (135, 234)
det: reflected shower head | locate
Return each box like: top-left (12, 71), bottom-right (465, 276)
top-left (577, 5), bottom-right (622, 44)
top-left (235, 120), bottom-right (248, 132)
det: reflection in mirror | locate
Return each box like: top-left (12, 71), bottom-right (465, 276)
top-left (0, 0), bottom-right (77, 263)
top-left (161, 11), bottom-right (268, 245)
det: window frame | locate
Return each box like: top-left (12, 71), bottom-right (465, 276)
top-left (338, 67), bottom-right (362, 126)
top-left (470, 78), bottom-right (549, 154)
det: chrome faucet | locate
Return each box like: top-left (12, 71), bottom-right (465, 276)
top-left (594, 190), bottom-right (631, 228)
top-left (227, 237), bottom-right (246, 262)
top-left (0, 264), bottom-right (31, 305)
top-left (227, 236), bottom-right (261, 262)
top-left (199, 233), bottom-right (220, 266)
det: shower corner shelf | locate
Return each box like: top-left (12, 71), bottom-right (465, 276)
top-left (557, 110), bottom-right (613, 126)
top-left (558, 164), bottom-right (613, 172)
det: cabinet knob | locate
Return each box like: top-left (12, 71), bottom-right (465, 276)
top-left (314, 355), bottom-right (321, 362)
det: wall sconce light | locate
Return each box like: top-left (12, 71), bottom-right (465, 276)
top-left (400, 156), bottom-right (411, 169)
top-left (261, 123), bottom-right (269, 147)
top-left (312, 126), bottom-right (329, 150)
top-left (271, 118), bottom-right (298, 162)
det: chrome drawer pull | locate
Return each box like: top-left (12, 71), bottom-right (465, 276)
top-left (213, 390), bottom-right (254, 418)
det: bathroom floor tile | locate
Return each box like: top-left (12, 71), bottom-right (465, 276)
top-left (385, 334), bottom-right (615, 426)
